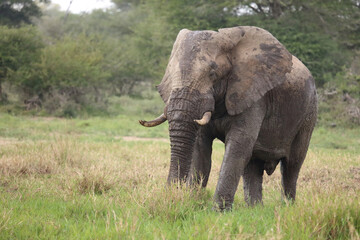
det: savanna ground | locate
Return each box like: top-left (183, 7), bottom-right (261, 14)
top-left (0, 98), bottom-right (359, 239)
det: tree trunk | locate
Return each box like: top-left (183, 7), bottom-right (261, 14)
top-left (0, 82), bottom-right (2, 102)
top-left (269, 0), bottom-right (283, 18)
top-left (0, 81), bottom-right (5, 103)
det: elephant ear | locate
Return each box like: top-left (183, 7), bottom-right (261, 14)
top-left (157, 29), bottom-right (190, 103)
top-left (219, 27), bottom-right (293, 115)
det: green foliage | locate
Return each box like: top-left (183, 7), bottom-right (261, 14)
top-left (282, 32), bottom-right (345, 86)
top-left (143, 0), bottom-right (232, 30)
top-left (21, 34), bottom-right (108, 93)
top-left (0, 0), bottom-right (48, 26)
top-left (332, 71), bottom-right (360, 97)
top-left (36, 5), bottom-right (174, 95)
top-left (4, 33), bottom-right (110, 116)
top-left (113, 5), bottom-right (174, 84)
top-left (0, 0), bottom-right (359, 120)
top-left (317, 71), bottom-right (360, 127)
top-left (0, 25), bottom-right (43, 101)
top-left (0, 25), bottom-right (43, 76)
top-left (112, 0), bottom-right (357, 87)
top-left (227, 10), bottom-right (350, 86)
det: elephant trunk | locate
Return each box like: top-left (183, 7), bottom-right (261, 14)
top-left (167, 120), bottom-right (197, 183)
top-left (165, 87), bottom-right (215, 184)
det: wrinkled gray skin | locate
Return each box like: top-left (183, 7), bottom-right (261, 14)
top-left (140, 26), bottom-right (317, 211)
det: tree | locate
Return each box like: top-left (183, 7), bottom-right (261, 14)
top-left (14, 34), bottom-right (109, 96)
top-left (221, 0), bottom-right (359, 86)
top-left (0, 25), bottom-right (43, 101)
top-left (0, 0), bottom-right (49, 26)
top-left (233, 0), bottom-right (360, 48)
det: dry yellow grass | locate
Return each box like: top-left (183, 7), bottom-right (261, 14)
top-left (0, 131), bottom-right (359, 239)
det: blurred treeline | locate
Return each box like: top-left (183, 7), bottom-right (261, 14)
top-left (0, 0), bottom-right (359, 124)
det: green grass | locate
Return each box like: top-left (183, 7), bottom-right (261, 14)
top-left (0, 112), bottom-right (168, 141)
top-left (0, 112), bottom-right (359, 239)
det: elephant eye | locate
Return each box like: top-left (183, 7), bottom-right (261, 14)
top-left (209, 69), bottom-right (217, 79)
top-left (210, 61), bottom-right (218, 70)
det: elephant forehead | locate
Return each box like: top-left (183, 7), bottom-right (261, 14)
top-left (178, 31), bottom-right (215, 75)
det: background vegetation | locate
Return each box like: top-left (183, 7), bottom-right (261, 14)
top-left (0, 0), bottom-right (359, 126)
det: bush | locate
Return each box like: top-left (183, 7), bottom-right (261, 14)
top-left (7, 34), bottom-right (111, 115)
top-left (0, 25), bottom-right (44, 101)
top-left (317, 71), bottom-right (360, 127)
top-left (14, 34), bottom-right (109, 95)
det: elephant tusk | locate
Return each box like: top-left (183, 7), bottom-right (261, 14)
top-left (139, 113), bottom-right (167, 127)
top-left (194, 111), bottom-right (212, 125)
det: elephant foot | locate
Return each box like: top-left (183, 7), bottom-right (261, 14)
top-left (213, 194), bottom-right (234, 212)
top-left (212, 204), bottom-right (232, 212)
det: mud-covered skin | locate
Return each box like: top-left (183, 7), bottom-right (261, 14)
top-left (153, 26), bottom-right (317, 210)
top-left (192, 56), bottom-right (317, 208)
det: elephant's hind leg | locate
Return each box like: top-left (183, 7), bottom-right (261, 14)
top-left (188, 127), bottom-right (214, 188)
top-left (243, 158), bottom-right (264, 205)
top-left (281, 124), bottom-right (315, 201)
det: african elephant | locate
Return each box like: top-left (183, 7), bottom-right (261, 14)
top-left (139, 26), bottom-right (317, 211)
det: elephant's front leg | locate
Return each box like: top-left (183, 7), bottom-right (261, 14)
top-left (214, 133), bottom-right (258, 210)
top-left (213, 106), bottom-right (265, 211)
top-left (187, 126), bottom-right (214, 188)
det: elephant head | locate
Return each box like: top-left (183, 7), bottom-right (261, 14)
top-left (139, 26), bottom-right (292, 184)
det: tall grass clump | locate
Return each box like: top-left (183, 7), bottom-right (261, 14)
top-left (139, 183), bottom-right (212, 222)
top-left (76, 165), bottom-right (117, 195)
top-left (0, 137), bottom-right (85, 177)
top-left (279, 189), bottom-right (360, 239)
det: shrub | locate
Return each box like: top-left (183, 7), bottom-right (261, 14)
top-left (0, 25), bottom-right (44, 101)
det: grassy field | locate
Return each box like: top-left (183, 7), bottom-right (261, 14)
top-left (0, 111), bottom-right (359, 239)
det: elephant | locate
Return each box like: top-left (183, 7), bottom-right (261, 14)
top-left (139, 26), bottom-right (317, 211)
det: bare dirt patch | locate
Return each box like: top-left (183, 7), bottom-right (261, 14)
top-left (122, 136), bottom-right (169, 143)
top-left (0, 137), bottom-right (22, 145)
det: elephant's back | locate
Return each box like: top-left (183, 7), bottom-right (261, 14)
top-left (283, 56), bottom-right (316, 94)
top-left (282, 55), bottom-right (317, 122)
top-left (276, 55), bottom-right (317, 115)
